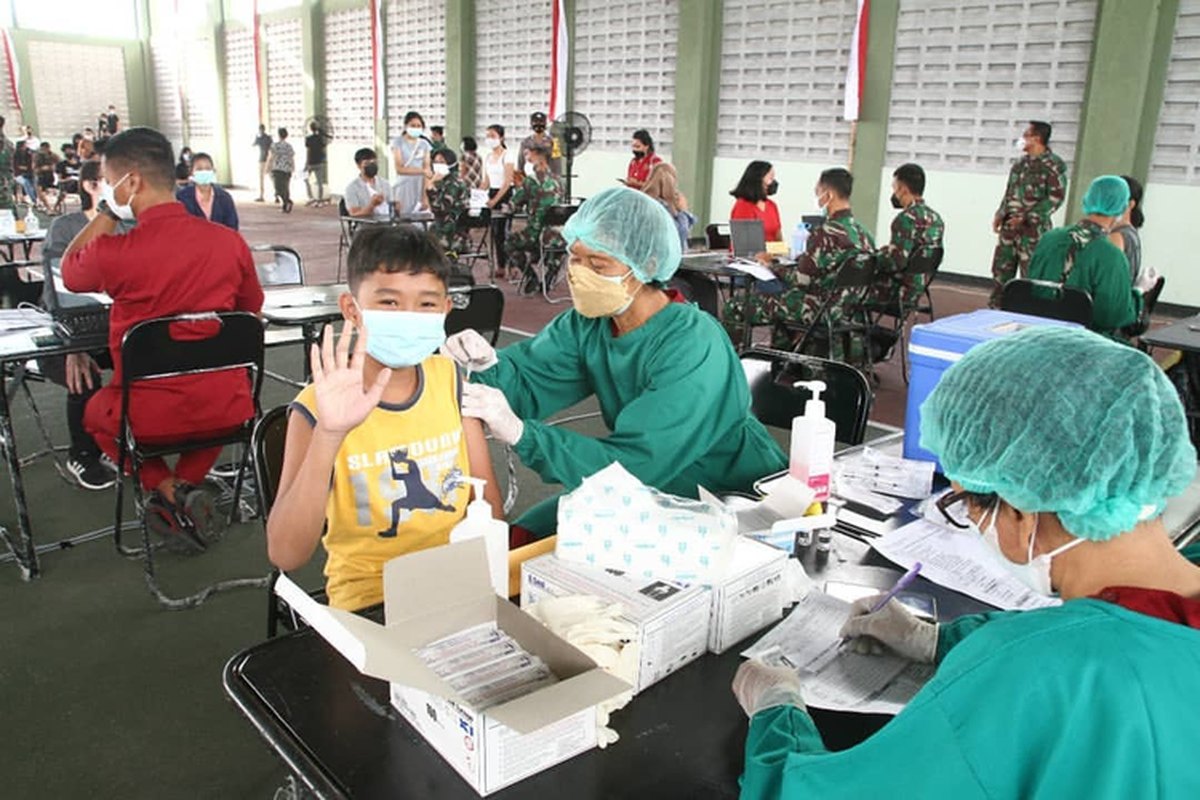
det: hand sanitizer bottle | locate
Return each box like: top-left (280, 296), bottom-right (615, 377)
top-left (789, 381), bottom-right (835, 501)
top-left (23, 204), bottom-right (39, 234)
top-left (449, 478), bottom-right (509, 598)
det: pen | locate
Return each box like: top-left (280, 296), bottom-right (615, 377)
top-left (868, 562), bottom-right (923, 614)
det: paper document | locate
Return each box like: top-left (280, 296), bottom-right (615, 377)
top-left (872, 519), bottom-right (1060, 611)
top-left (743, 591), bottom-right (931, 715)
top-left (0, 309), bottom-right (50, 332)
top-left (727, 259), bottom-right (779, 283)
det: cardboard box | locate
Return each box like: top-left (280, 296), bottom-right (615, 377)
top-left (520, 554), bottom-right (712, 694)
top-left (274, 539), bottom-right (630, 796)
top-left (708, 537), bottom-right (789, 654)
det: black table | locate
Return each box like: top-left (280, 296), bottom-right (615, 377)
top-left (0, 326), bottom-right (109, 579)
top-left (224, 527), bottom-right (991, 799)
top-left (1143, 315), bottom-right (1200, 431)
top-left (675, 253), bottom-right (795, 349)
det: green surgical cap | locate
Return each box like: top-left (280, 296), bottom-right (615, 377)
top-left (920, 326), bottom-right (1196, 541)
top-left (1081, 175), bottom-right (1130, 217)
top-left (562, 186), bottom-right (682, 284)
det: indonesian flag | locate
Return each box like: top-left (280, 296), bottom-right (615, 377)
top-left (1, 29), bottom-right (21, 112)
top-left (253, 0), bottom-right (263, 122)
top-left (548, 0), bottom-right (568, 122)
top-left (843, 0), bottom-right (869, 121)
top-left (370, 0), bottom-right (385, 119)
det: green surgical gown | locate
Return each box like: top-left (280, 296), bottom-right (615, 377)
top-left (477, 302), bottom-right (787, 536)
top-left (741, 571), bottom-right (1200, 799)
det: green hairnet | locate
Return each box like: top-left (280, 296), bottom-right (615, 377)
top-left (920, 326), bottom-right (1196, 541)
top-left (1081, 175), bottom-right (1130, 217)
top-left (561, 186), bottom-right (682, 284)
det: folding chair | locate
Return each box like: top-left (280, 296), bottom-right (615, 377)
top-left (446, 285), bottom-right (505, 346)
top-left (999, 278), bottom-right (1094, 327)
top-left (111, 311), bottom-right (269, 609)
top-left (1127, 275), bottom-right (1166, 349)
top-left (740, 347), bottom-right (873, 446)
top-left (337, 198), bottom-right (365, 282)
top-left (868, 245), bottom-right (944, 382)
top-left (252, 244), bottom-right (305, 287)
top-left (444, 209), bottom-right (491, 284)
top-left (527, 204), bottom-right (577, 302)
top-left (778, 251), bottom-right (880, 383)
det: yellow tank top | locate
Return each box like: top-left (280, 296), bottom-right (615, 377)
top-left (292, 355), bottom-right (472, 610)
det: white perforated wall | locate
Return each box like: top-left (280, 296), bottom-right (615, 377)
top-left (386, 0), bottom-right (447, 134)
top-left (474, 0), bottom-right (553, 139)
top-left (325, 7), bottom-right (375, 143)
top-left (28, 40), bottom-right (129, 140)
top-left (265, 17), bottom-right (306, 136)
top-left (1150, 0), bottom-right (1200, 184)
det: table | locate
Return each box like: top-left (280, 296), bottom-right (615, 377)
top-left (0, 325), bottom-right (109, 579)
top-left (224, 437), bottom-right (993, 799)
top-left (0, 229), bottom-right (46, 263)
top-left (675, 252), bottom-right (791, 350)
top-left (1143, 314), bottom-right (1200, 433)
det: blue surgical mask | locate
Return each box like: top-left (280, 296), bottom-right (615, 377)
top-left (193, 169), bottom-right (217, 185)
top-left (355, 301), bottom-right (446, 368)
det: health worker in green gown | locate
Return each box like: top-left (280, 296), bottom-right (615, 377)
top-left (733, 325), bottom-right (1200, 800)
top-left (446, 186), bottom-right (787, 537)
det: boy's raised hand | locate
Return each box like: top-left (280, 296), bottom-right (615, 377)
top-left (310, 323), bottom-right (392, 435)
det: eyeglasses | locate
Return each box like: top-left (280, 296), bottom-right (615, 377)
top-left (936, 489), bottom-right (998, 530)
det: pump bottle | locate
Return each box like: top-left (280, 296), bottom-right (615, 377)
top-left (789, 380), bottom-right (835, 501)
top-left (448, 477), bottom-right (509, 598)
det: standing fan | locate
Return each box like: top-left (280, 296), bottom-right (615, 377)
top-left (550, 111), bottom-right (591, 202)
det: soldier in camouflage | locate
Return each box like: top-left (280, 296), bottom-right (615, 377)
top-left (0, 116), bottom-right (14, 211)
top-left (873, 162), bottom-right (945, 306)
top-left (505, 143), bottom-right (565, 288)
top-left (426, 148), bottom-right (472, 256)
top-left (990, 120), bottom-right (1068, 306)
top-left (724, 168), bottom-right (875, 361)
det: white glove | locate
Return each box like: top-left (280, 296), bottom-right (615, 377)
top-left (838, 595), bottom-right (939, 664)
top-left (442, 329), bottom-right (498, 373)
top-left (732, 660), bottom-right (806, 718)
top-left (461, 383), bottom-right (525, 446)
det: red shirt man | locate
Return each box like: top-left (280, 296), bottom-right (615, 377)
top-left (62, 126), bottom-right (263, 548)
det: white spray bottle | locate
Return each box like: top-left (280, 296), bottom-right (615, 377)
top-left (789, 380), bottom-right (835, 501)
top-left (449, 477), bottom-right (509, 598)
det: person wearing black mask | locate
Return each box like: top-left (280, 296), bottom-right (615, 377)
top-left (872, 162), bottom-right (944, 306)
top-left (624, 129), bottom-right (662, 190)
top-left (729, 160), bottom-right (783, 242)
top-left (518, 111), bottom-right (561, 176)
top-left (345, 147), bottom-right (393, 220)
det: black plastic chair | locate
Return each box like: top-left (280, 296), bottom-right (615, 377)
top-left (111, 311), bottom-right (268, 609)
top-left (446, 285), bottom-right (505, 346)
top-left (705, 223), bottom-right (731, 251)
top-left (337, 198), bottom-right (365, 282)
top-left (1000, 278), bottom-right (1094, 327)
top-left (870, 245), bottom-right (944, 382)
top-left (740, 347), bottom-right (873, 446)
top-left (780, 251), bottom-right (879, 382)
top-left (530, 204), bottom-right (577, 301)
top-left (251, 244), bottom-right (304, 287)
top-left (1127, 275), bottom-right (1166, 347)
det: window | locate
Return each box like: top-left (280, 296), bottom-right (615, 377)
top-left (264, 18), bottom-right (306, 138)
top-left (1150, 0), bottom-right (1200, 184)
top-left (573, 0), bottom-right (678, 153)
top-left (474, 0), bottom-right (553, 140)
top-left (717, 0), bottom-right (859, 162)
top-left (386, 0), bottom-right (447, 135)
top-left (886, 0), bottom-right (1097, 173)
top-left (325, 7), bottom-right (374, 144)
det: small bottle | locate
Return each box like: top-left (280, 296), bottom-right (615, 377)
top-left (790, 381), bottom-right (836, 501)
top-left (23, 204), bottom-right (39, 234)
top-left (448, 477), bottom-right (509, 598)
top-left (790, 222), bottom-right (810, 259)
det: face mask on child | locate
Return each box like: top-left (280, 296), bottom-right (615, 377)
top-left (354, 300), bottom-right (446, 368)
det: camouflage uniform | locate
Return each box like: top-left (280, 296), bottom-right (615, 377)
top-left (724, 208), bottom-right (876, 361)
top-left (427, 171), bottom-right (472, 256)
top-left (0, 134), bottom-right (12, 211)
top-left (517, 133), bottom-right (564, 177)
top-left (872, 200), bottom-right (945, 306)
top-left (505, 171), bottom-right (565, 278)
top-left (991, 149), bottom-right (1068, 306)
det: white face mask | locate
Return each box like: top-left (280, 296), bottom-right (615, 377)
top-left (432, 162), bottom-right (450, 176)
top-left (977, 504), bottom-right (1084, 597)
top-left (524, 162), bottom-right (538, 178)
top-left (1016, 137), bottom-right (1028, 154)
top-left (814, 192), bottom-right (828, 216)
top-left (100, 172), bottom-right (135, 221)
top-left (406, 127), bottom-right (424, 139)
top-left (485, 137), bottom-right (501, 151)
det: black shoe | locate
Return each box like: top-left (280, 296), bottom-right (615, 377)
top-left (66, 455), bottom-right (116, 490)
top-left (177, 483), bottom-right (221, 545)
top-left (144, 492), bottom-right (206, 554)
top-left (283, 200), bottom-right (294, 213)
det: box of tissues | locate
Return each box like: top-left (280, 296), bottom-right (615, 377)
top-left (555, 463), bottom-right (737, 585)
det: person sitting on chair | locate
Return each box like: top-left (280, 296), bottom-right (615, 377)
top-left (176, 152), bottom-right (239, 231)
top-left (266, 225), bottom-right (502, 612)
top-left (426, 148), bottom-right (471, 256)
top-left (344, 147), bottom-right (393, 221)
top-left (505, 143), bottom-right (565, 294)
top-left (1027, 175), bottom-right (1140, 339)
top-left (61, 127), bottom-right (265, 553)
top-left (872, 163), bottom-right (944, 306)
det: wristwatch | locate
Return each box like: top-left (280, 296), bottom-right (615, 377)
top-left (95, 199), bottom-right (122, 222)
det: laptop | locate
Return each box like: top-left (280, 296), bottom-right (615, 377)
top-left (44, 258), bottom-right (111, 343)
top-left (729, 218), bottom-right (767, 259)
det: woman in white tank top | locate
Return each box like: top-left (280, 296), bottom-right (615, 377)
top-left (480, 124), bottom-right (515, 277)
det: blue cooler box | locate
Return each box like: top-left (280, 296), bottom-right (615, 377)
top-left (905, 310), bottom-right (1079, 470)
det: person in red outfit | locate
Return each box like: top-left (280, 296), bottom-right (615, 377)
top-left (624, 129), bottom-right (663, 190)
top-left (62, 127), bottom-right (264, 552)
top-left (729, 160), bottom-right (783, 242)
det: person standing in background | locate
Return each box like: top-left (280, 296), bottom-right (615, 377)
top-left (624, 130), bottom-right (662, 190)
top-left (459, 136), bottom-right (483, 190)
top-left (253, 124), bottom-right (272, 202)
top-left (105, 105), bottom-right (119, 135)
top-left (304, 120), bottom-right (328, 207)
top-left (518, 112), bottom-right (561, 177)
top-left (429, 126), bottom-right (449, 154)
top-left (990, 120), bottom-right (1067, 307)
top-left (480, 124), bottom-right (516, 278)
top-left (267, 127), bottom-right (295, 213)
top-left (390, 111), bottom-right (432, 215)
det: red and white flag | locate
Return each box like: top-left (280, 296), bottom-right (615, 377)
top-left (2, 29), bottom-right (22, 113)
top-left (843, 0), bottom-right (869, 121)
top-left (253, 0), bottom-right (263, 123)
top-left (370, 0), bottom-right (385, 119)
top-left (548, 0), bottom-right (569, 122)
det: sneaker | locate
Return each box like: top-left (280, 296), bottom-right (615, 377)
top-left (66, 455), bottom-right (116, 491)
top-left (99, 453), bottom-right (119, 473)
top-left (177, 483), bottom-right (221, 545)
top-left (144, 492), bottom-right (206, 554)
top-left (283, 200), bottom-right (294, 213)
